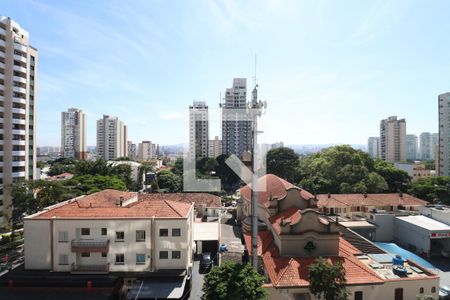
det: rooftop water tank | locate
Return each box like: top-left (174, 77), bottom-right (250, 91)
top-left (392, 254), bottom-right (404, 266)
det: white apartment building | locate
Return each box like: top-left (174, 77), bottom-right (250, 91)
top-left (127, 141), bottom-right (136, 160)
top-left (406, 134), bottom-right (418, 161)
top-left (24, 189), bottom-right (194, 276)
top-left (420, 132), bottom-right (433, 161)
top-left (61, 108), bottom-right (86, 160)
top-left (222, 78), bottom-right (252, 159)
top-left (189, 101), bottom-right (209, 159)
top-left (96, 115), bottom-right (128, 160)
top-left (380, 116), bottom-right (406, 163)
top-left (138, 140), bottom-right (158, 161)
top-left (0, 16), bottom-right (38, 228)
top-left (367, 136), bottom-right (380, 159)
top-left (439, 92), bottom-right (450, 176)
top-left (208, 135), bottom-right (222, 158)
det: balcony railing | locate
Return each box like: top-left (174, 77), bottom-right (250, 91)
top-left (71, 239), bottom-right (110, 253)
top-left (71, 263), bottom-right (110, 274)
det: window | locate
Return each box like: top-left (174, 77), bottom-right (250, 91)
top-left (419, 288), bottom-right (424, 294)
top-left (172, 228), bottom-right (181, 237)
top-left (101, 252), bottom-right (107, 258)
top-left (395, 288), bottom-right (403, 300)
top-left (354, 291), bottom-right (363, 300)
top-left (101, 228), bottom-right (107, 236)
top-left (81, 252), bottom-right (90, 258)
top-left (81, 228), bottom-right (90, 236)
top-left (59, 254), bottom-right (68, 265)
top-left (136, 230), bottom-right (146, 242)
top-left (58, 231), bottom-right (68, 242)
top-left (136, 254), bottom-right (146, 265)
top-left (432, 287), bottom-right (436, 293)
top-left (159, 229), bottom-right (168, 237)
top-left (172, 251), bottom-right (181, 259)
top-left (159, 251), bottom-right (168, 259)
top-left (115, 231), bottom-right (124, 241)
top-left (115, 254), bottom-right (125, 265)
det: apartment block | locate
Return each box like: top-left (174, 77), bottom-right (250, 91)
top-left (439, 93), bottom-right (450, 176)
top-left (189, 101), bottom-right (209, 159)
top-left (208, 135), bottom-right (222, 158)
top-left (380, 116), bottom-right (406, 163)
top-left (96, 115), bottom-right (127, 160)
top-left (61, 108), bottom-right (86, 160)
top-left (24, 190), bottom-right (194, 275)
top-left (367, 137), bottom-right (380, 159)
top-left (221, 78), bottom-right (252, 159)
top-left (138, 140), bottom-right (158, 161)
top-left (128, 141), bottom-right (136, 160)
top-left (0, 16), bottom-right (38, 228)
top-left (406, 134), bottom-right (418, 161)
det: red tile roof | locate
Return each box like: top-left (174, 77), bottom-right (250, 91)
top-left (240, 174), bottom-right (314, 207)
top-left (243, 231), bottom-right (274, 256)
top-left (268, 208), bottom-right (330, 235)
top-left (139, 193), bottom-right (221, 208)
top-left (261, 237), bottom-right (384, 287)
top-left (317, 193), bottom-right (428, 208)
top-left (31, 189), bottom-right (193, 219)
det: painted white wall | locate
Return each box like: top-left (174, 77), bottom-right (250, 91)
top-left (24, 219), bottom-right (51, 269)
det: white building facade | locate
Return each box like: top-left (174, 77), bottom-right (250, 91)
top-left (367, 136), bottom-right (380, 159)
top-left (138, 140), bottom-right (157, 161)
top-left (96, 115), bottom-right (128, 160)
top-left (189, 101), bottom-right (209, 159)
top-left (0, 16), bottom-right (38, 228)
top-left (439, 93), bottom-right (450, 175)
top-left (61, 108), bottom-right (86, 160)
top-left (380, 116), bottom-right (406, 163)
top-left (208, 135), bottom-right (222, 158)
top-left (406, 134), bottom-right (418, 161)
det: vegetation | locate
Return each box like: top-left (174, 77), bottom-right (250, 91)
top-left (266, 147), bottom-right (299, 183)
top-left (202, 262), bottom-right (267, 300)
top-left (408, 176), bottom-right (450, 204)
top-left (308, 257), bottom-right (348, 300)
top-left (157, 170), bottom-right (182, 192)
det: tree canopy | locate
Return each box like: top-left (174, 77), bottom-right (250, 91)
top-left (157, 170), bottom-right (182, 192)
top-left (266, 147), bottom-right (299, 183)
top-left (202, 262), bottom-right (267, 300)
top-left (308, 257), bottom-right (348, 300)
top-left (408, 176), bottom-right (450, 204)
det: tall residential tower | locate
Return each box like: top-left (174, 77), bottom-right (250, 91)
top-left (406, 134), bottom-right (418, 161)
top-left (61, 108), bottom-right (86, 160)
top-left (439, 92), bottom-right (450, 176)
top-left (188, 101), bottom-right (209, 159)
top-left (367, 137), bottom-right (380, 159)
top-left (380, 116), bottom-right (406, 163)
top-left (0, 17), bottom-right (38, 228)
top-left (96, 115), bottom-right (128, 160)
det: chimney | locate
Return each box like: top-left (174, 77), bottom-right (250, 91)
top-left (119, 196), bottom-right (124, 207)
top-left (327, 193), bottom-right (331, 199)
top-left (399, 191), bottom-right (403, 198)
top-left (364, 193), bottom-right (367, 198)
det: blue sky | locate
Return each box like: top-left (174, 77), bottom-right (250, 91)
top-left (1, 0), bottom-right (449, 146)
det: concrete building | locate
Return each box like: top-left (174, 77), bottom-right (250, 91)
top-left (439, 92), bottom-right (450, 175)
top-left (0, 17), bottom-right (38, 228)
top-left (24, 190), bottom-right (195, 294)
top-left (138, 140), bottom-right (157, 161)
top-left (189, 101), bottom-right (208, 159)
top-left (394, 162), bottom-right (435, 181)
top-left (432, 133), bottom-right (438, 160)
top-left (221, 78), bottom-right (252, 159)
top-left (406, 134), bottom-right (418, 160)
top-left (420, 132), bottom-right (433, 161)
top-left (96, 115), bottom-right (127, 160)
top-left (238, 175), bottom-right (439, 300)
top-left (61, 108), bottom-right (86, 160)
top-left (127, 141), bottom-right (136, 160)
top-left (208, 135), bottom-right (222, 158)
top-left (380, 116), bottom-right (406, 163)
top-left (367, 136), bottom-right (380, 159)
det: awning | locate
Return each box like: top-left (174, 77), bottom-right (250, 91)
top-left (194, 222), bottom-right (219, 241)
top-left (127, 276), bottom-right (186, 299)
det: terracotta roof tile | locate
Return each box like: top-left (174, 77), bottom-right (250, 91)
top-left (31, 190), bottom-right (193, 219)
top-left (317, 193), bottom-right (428, 208)
top-left (138, 193), bottom-right (221, 208)
top-left (243, 231), bottom-right (274, 256)
top-left (268, 207), bottom-right (302, 235)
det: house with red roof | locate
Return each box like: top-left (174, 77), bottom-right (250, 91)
top-left (240, 175), bottom-right (439, 300)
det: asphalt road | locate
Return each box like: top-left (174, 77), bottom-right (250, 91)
top-left (189, 260), bottom-right (205, 300)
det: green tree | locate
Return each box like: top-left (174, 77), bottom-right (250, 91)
top-left (215, 154), bottom-right (240, 191)
top-left (68, 175), bottom-right (127, 194)
top-left (266, 147), bottom-right (299, 183)
top-left (373, 160), bottom-right (410, 192)
top-left (408, 176), bottom-right (450, 204)
top-left (202, 262), bottom-right (267, 300)
top-left (204, 158), bottom-right (219, 174)
top-left (308, 257), bottom-right (348, 300)
top-left (157, 170), bottom-right (182, 192)
top-left (171, 158), bottom-right (184, 176)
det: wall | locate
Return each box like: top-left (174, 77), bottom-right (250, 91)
top-left (24, 219), bottom-right (51, 269)
top-left (370, 214), bottom-right (395, 242)
top-left (279, 232), bottom-right (339, 257)
top-left (394, 217), bottom-right (431, 254)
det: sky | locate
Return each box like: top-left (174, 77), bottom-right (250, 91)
top-left (1, 0), bottom-right (450, 147)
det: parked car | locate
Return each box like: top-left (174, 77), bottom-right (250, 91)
top-left (439, 287), bottom-right (449, 300)
top-left (200, 252), bottom-right (212, 272)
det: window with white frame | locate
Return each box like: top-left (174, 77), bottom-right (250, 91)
top-left (81, 228), bottom-right (90, 236)
top-left (172, 251), bottom-right (181, 259)
top-left (115, 231), bottom-right (125, 241)
top-left (59, 254), bottom-right (68, 265)
top-left (58, 231), bottom-right (68, 242)
top-left (136, 254), bottom-right (145, 265)
top-left (115, 254), bottom-right (125, 265)
top-left (136, 230), bottom-right (145, 242)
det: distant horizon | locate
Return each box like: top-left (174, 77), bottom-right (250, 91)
top-left (2, 1), bottom-right (448, 146)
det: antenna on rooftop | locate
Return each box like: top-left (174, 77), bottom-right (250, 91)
top-left (253, 54), bottom-right (257, 88)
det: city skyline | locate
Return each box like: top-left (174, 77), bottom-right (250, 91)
top-left (1, 0), bottom-right (449, 147)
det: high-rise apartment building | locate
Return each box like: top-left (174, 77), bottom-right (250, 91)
top-left (208, 136), bottom-right (222, 158)
top-left (406, 134), bottom-right (418, 161)
top-left (189, 101), bottom-right (209, 159)
top-left (96, 115), bottom-right (127, 160)
top-left (367, 137), bottom-right (380, 159)
top-left (380, 116), bottom-right (406, 163)
top-left (138, 140), bottom-right (158, 161)
top-left (420, 132), bottom-right (432, 161)
top-left (431, 133), bottom-right (438, 160)
top-left (0, 17), bottom-right (38, 227)
top-left (128, 141), bottom-right (136, 160)
top-left (439, 92), bottom-right (450, 176)
top-left (61, 108), bottom-right (86, 160)
top-left (221, 78), bottom-right (252, 159)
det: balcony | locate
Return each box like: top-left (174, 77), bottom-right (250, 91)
top-left (0, 62), bottom-right (5, 69)
top-left (0, 27), bottom-right (5, 35)
top-left (71, 263), bottom-right (110, 274)
top-left (12, 119), bottom-right (26, 125)
top-left (12, 161), bottom-right (26, 167)
top-left (12, 150), bottom-right (25, 156)
top-left (14, 54), bottom-right (27, 64)
top-left (13, 76), bottom-right (26, 84)
top-left (12, 171), bottom-right (25, 177)
top-left (13, 86), bottom-right (26, 94)
top-left (14, 42), bottom-right (27, 52)
top-left (12, 108), bottom-right (26, 114)
top-left (12, 97), bottom-right (26, 104)
top-left (13, 64), bottom-right (26, 73)
top-left (12, 129), bottom-right (26, 135)
top-left (71, 239), bottom-right (110, 253)
top-left (0, 40), bottom-right (5, 47)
